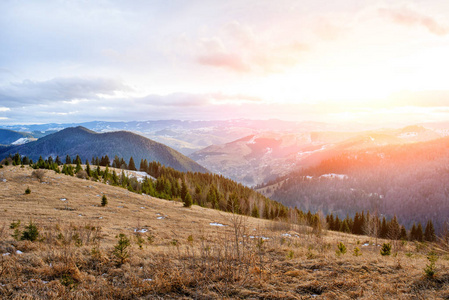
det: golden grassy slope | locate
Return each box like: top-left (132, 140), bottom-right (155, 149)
top-left (0, 165), bottom-right (448, 299)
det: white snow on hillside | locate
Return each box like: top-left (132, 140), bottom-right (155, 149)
top-left (246, 136), bottom-right (257, 144)
top-left (320, 173), bottom-right (348, 180)
top-left (123, 170), bottom-right (155, 183)
top-left (398, 132), bottom-right (418, 139)
top-left (11, 138), bottom-right (29, 145)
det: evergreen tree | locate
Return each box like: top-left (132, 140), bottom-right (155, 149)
top-left (334, 216), bottom-right (341, 231)
top-left (183, 191), bottom-right (192, 207)
top-left (112, 155), bottom-right (120, 168)
top-left (101, 195), bottom-right (108, 207)
top-left (207, 185), bottom-right (218, 208)
top-left (120, 158), bottom-right (127, 169)
top-left (85, 161), bottom-right (91, 177)
top-left (128, 157), bottom-right (136, 171)
top-left (424, 220), bottom-right (436, 242)
top-left (340, 220), bottom-right (351, 233)
top-left (416, 223), bottom-right (424, 242)
top-left (111, 170), bottom-right (118, 185)
top-left (226, 192), bottom-right (239, 213)
top-left (55, 156), bottom-right (62, 165)
top-left (194, 184), bottom-right (202, 205)
top-left (103, 166), bottom-right (109, 183)
top-left (22, 156), bottom-right (30, 165)
top-left (65, 155), bottom-right (71, 165)
top-left (181, 180), bottom-right (188, 201)
top-left (327, 214), bottom-right (335, 231)
top-left (388, 215), bottom-right (401, 240)
top-left (75, 161), bottom-right (82, 174)
top-left (410, 223), bottom-right (417, 240)
top-left (400, 226), bottom-right (408, 240)
top-left (380, 217), bottom-right (388, 238)
top-left (251, 205), bottom-right (260, 218)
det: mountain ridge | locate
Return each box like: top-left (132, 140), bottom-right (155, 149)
top-left (0, 126), bottom-right (208, 173)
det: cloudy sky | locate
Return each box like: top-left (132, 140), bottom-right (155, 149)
top-left (1, 0), bottom-right (449, 125)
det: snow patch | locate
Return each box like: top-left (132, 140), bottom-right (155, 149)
top-left (246, 136), bottom-right (256, 144)
top-left (134, 228), bottom-right (148, 233)
top-left (398, 132), bottom-right (418, 138)
top-left (320, 173), bottom-right (348, 180)
top-left (249, 236), bottom-right (269, 240)
top-left (209, 222), bottom-right (226, 227)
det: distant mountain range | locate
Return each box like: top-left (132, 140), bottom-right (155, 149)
top-left (0, 119), bottom-right (345, 155)
top-left (190, 125), bottom-right (445, 186)
top-left (0, 126), bottom-right (207, 173)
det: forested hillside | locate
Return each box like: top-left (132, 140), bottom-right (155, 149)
top-left (0, 129), bottom-right (34, 145)
top-left (0, 127), bottom-right (207, 173)
top-left (261, 136), bottom-right (449, 232)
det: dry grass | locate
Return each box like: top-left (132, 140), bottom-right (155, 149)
top-left (0, 165), bottom-right (449, 299)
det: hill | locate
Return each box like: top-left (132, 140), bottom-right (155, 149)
top-left (258, 136), bottom-right (449, 232)
top-left (0, 126), bottom-right (207, 173)
top-left (190, 125), bottom-right (445, 186)
top-left (0, 165), bottom-right (448, 299)
top-left (0, 129), bottom-right (35, 145)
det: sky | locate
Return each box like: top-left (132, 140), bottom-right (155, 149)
top-left (1, 0), bottom-right (449, 125)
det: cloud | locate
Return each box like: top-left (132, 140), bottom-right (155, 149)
top-left (379, 7), bottom-right (449, 36)
top-left (138, 92), bottom-right (262, 107)
top-left (195, 21), bottom-right (309, 73)
top-left (0, 77), bottom-right (130, 107)
top-left (0, 88), bottom-right (268, 124)
top-left (389, 90), bottom-right (449, 107)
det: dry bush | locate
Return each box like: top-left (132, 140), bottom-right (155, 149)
top-left (31, 169), bottom-right (45, 182)
top-left (76, 170), bottom-right (88, 180)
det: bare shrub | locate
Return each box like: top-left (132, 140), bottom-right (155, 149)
top-left (76, 170), bottom-right (88, 179)
top-left (31, 169), bottom-right (45, 182)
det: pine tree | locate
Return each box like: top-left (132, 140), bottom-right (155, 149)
top-left (183, 191), bottom-right (192, 207)
top-left (327, 214), bottom-right (335, 231)
top-left (380, 217), bottom-right (388, 238)
top-left (226, 192), bottom-right (239, 213)
top-left (112, 170), bottom-right (118, 185)
top-left (55, 156), bottom-right (62, 165)
top-left (340, 220), bottom-right (351, 233)
top-left (416, 223), bottom-right (424, 242)
top-left (85, 161), bottom-right (91, 177)
top-left (128, 157), bottom-right (136, 171)
top-left (400, 226), bottom-right (408, 240)
top-left (388, 215), bottom-right (400, 240)
top-left (251, 205), bottom-right (260, 218)
top-left (181, 180), bottom-right (188, 202)
top-left (410, 223), bottom-right (417, 240)
top-left (101, 195), bottom-right (108, 207)
top-left (424, 220), bottom-right (436, 242)
top-left (65, 155), bottom-right (71, 165)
